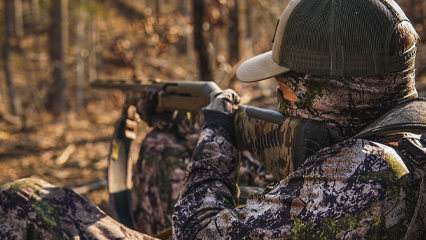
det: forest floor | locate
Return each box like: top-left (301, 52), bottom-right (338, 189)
top-left (0, 98), bottom-right (123, 215)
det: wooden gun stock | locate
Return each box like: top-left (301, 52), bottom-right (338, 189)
top-left (234, 105), bottom-right (330, 180)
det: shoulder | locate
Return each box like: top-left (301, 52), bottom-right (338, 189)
top-left (259, 138), bottom-right (421, 238)
top-left (298, 138), bottom-right (409, 179)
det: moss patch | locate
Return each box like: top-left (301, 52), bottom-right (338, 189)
top-left (289, 213), bottom-right (366, 240)
top-left (143, 148), bottom-right (189, 213)
top-left (356, 168), bottom-right (400, 200)
top-left (2, 178), bottom-right (47, 195)
top-left (30, 192), bottom-right (65, 239)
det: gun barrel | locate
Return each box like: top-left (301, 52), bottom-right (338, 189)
top-left (90, 79), bottom-right (164, 91)
top-left (91, 79), bottom-right (222, 113)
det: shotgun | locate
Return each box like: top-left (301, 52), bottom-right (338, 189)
top-left (91, 79), bottom-right (330, 180)
top-left (91, 79), bottom-right (330, 230)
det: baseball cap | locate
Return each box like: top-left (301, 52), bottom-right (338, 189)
top-left (237, 0), bottom-right (417, 82)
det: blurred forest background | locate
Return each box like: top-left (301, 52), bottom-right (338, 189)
top-left (1, 0), bottom-right (426, 213)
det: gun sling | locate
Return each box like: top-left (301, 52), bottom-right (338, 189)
top-left (108, 105), bottom-right (138, 230)
top-left (351, 98), bottom-right (426, 139)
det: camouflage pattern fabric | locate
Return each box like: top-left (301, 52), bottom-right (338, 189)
top-left (131, 129), bottom-right (193, 235)
top-left (172, 123), bottom-right (426, 239)
top-left (276, 68), bottom-right (418, 142)
top-left (0, 178), bottom-right (156, 239)
top-left (132, 91), bottom-right (272, 235)
top-left (132, 101), bottom-right (200, 235)
top-left (234, 107), bottom-right (296, 179)
top-left (238, 150), bottom-right (273, 188)
top-left (132, 127), bottom-right (271, 235)
top-left (173, 68), bottom-right (425, 239)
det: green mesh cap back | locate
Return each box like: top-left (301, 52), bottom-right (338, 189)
top-left (278, 0), bottom-right (413, 76)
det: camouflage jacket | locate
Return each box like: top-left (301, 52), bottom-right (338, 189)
top-left (172, 124), bottom-right (426, 239)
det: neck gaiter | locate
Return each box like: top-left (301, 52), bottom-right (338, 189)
top-left (276, 68), bottom-right (418, 142)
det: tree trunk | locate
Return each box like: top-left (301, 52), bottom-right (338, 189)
top-left (29, 0), bottom-right (45, 106)
top-left (183, 0), bottom-right (195, 70)
top-left (88, 14), bottom-right (97, 83)
top-left (48, 0), bottom-right (68, 116)
top-left (15, 0), bottom-right (47, 116)
top-left (179, 0), bottom-right (187, 14)
top-left (193, 0), bottom-right (213, 82)
top-left (31, 0), bottom-right (42, 52)
top-left (228, 0), bottom-right (240, 65)
top-left (242, 0), bottom-right (254, 58)
top-left (155, 0), bottom-right (160, 16)
top-left (14, 0), bottom-right (24, 41)
top-left (76, 0), bottom-right (86, 109)
top-left (245, 0), bottom-right (253, 40)
top-left (31, 0), bottom-right (41, 28)
top-left (3, 0), bottom-right (23, 117)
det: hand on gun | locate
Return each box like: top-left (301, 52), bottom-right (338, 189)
top-left (199, 89), bottom-right (241, 132)
top-left (205, 89), bottom-right (241, 115)
top-left (137, 90), bottom-right (174, 128)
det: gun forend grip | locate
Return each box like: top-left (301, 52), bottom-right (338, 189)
top-left (156, 81), bottom-right (222, 113)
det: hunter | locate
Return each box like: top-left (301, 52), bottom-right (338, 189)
top-left (172, 0), bottom-right (426, 239)
top-left (1, 0), bottom-right (425, 239)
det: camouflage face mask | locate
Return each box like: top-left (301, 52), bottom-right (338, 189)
top-left (276, 68), bottom-right (418, 142)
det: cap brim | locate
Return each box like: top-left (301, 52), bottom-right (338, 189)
top-left (236, 51), bottom-right (291, 83)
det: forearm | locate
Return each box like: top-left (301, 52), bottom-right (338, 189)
top-left (172, 124), bottom-right (240, 239)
